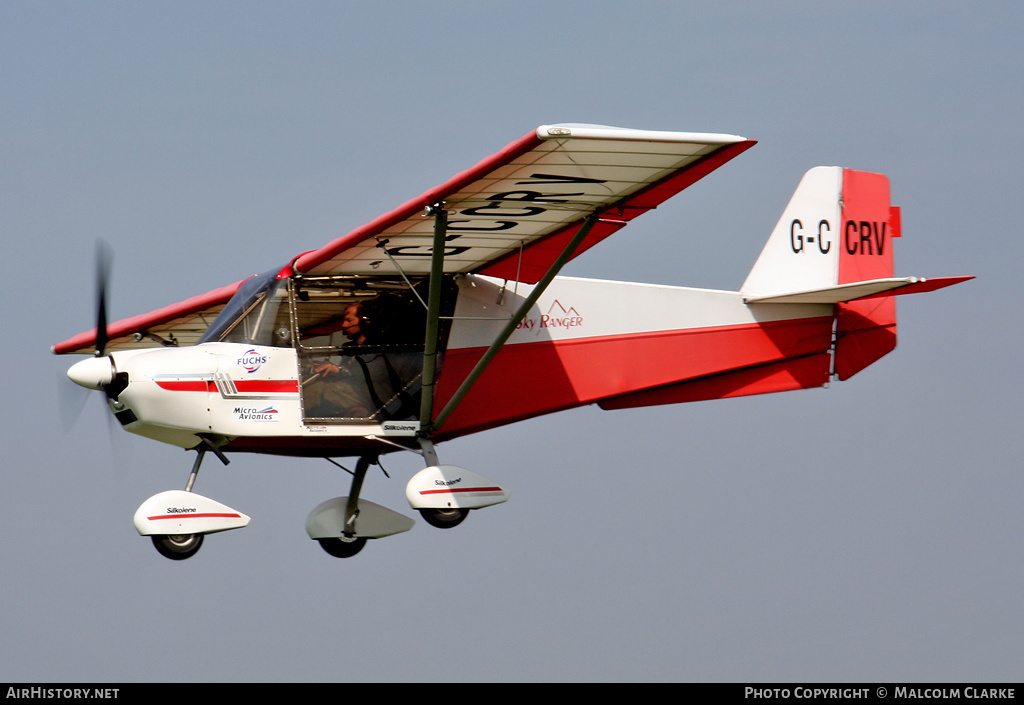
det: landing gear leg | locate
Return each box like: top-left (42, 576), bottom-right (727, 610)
top-left (414, 438), bottom-right (471, 529)
top-left (316, 454), bottom-right (374, 558)
top-left (149, 435), bottom-right (230, 561)
top-left (418, 437), bottom-right (439, 466)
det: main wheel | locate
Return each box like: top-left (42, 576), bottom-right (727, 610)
top-left (152, 533), bottom-right (204, 560)
top-left (419, 507), bottom-right (469, 529)
top-left (318, 536), bottom-right (367, 558)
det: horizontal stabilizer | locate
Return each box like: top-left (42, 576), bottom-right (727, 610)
top-left (745, 276), bottom-right (973, 304)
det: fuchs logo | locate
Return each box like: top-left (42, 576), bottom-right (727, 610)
top-left (233, 405), bottom-right (279, 422)
top-left (515, 300), bottom-right (583, 335)
top-left (237, 349), bottom-right (268, 374)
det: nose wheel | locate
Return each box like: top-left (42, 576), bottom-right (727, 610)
top-left (136, 436), bottom-right (246, 561)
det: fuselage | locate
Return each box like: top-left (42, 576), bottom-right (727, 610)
top-left (71, 273), bottom-right (834, 457)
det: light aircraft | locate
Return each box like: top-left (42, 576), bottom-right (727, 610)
top-left (54, 124), bottom-right (972, 560)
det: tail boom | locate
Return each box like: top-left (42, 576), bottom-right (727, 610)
top-left (429, 166), bottom-right (972, 436)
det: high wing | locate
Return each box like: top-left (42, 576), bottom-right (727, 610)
top-left (294, 124), bottom-right (754, 280)
top-left (52, 279), bottom-right (247, 355)
top-left (53, 124), bottom-right (754, 355)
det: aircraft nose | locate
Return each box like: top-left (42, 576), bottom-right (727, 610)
top-left (67, 356), bottom-right (116, 390)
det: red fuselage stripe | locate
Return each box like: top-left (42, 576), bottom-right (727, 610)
top-left (234, 380), bottom-right (299, 392)
top-left (154, 381), bottom-right (214, 392)
top-left (154, 380), bottom-right (298, 393)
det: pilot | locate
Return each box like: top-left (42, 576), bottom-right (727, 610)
top-left (303, 302), bottom-right (419, 420)
top-left (310, 302), bottom-right (370, 376)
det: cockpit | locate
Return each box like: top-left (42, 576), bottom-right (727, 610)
top-left (199, 269), bottom-right (456, 423)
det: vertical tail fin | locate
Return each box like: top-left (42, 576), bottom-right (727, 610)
top-left (741, 166), bottom-right (846, 298)
top-left (741, 167), bottom-right (902, 379)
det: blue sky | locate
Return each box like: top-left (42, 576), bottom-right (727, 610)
top-left (2, 1), bottom-right (1021, 682)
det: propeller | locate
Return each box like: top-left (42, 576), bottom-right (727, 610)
top-left (67, 240), bottom-right (117, 390)
top-left (94, 238), bottom-right (111, 357)
top-left (60, 240), bottom-right (134, 474)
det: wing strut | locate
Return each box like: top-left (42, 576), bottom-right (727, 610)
top-left (419, 204), bottom-right (449, 430)
top-left (422, 213), bottom-right (604, 436)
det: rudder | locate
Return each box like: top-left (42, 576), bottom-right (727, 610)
top-left (834, 169), bottom-right (899, 379)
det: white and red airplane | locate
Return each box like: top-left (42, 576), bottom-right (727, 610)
top-left (54, 124), bottom-right (972, 560)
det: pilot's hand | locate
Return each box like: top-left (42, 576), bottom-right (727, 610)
top-left (314, 361), bottom-right (340, 377)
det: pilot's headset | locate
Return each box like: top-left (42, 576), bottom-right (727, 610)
top-left (351, 301), bottom-right (378, 343)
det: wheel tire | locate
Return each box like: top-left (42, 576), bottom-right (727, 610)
top-left (419, 507), bottom-right (469, 529)
top-left (317, 536), bottom-right (367, 558)
top-left (152, 533), bottom-right (204, 560)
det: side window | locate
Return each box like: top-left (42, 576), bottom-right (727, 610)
top-left (294, 278), bottom-right (441, 422)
